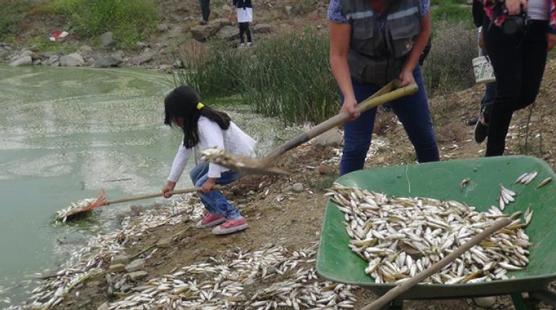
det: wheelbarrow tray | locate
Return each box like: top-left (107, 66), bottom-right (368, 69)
top-left (316, 156), bottom-right (556, 299)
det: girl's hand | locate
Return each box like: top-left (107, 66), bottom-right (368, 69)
top-left (162, 181), bottom-right (176, 198)
top-left (505, 0), bottom-right (527, 15)
top-left (200, 178), bottom-right (216, 193)
top-left (398, 69), bottom-right (416, 87)
top-left (341, 96), bottom-right (360, 120)
top-left (548, 33), bottom-right (556, 51)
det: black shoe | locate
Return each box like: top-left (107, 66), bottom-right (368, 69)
top-left (474, 119), bottom-right (488, 143)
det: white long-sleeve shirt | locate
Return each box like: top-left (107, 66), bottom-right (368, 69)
top-left (167, 116), bottom-right (256, 182)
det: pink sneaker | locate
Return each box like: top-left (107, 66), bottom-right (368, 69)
top-left (212, 217), bottom-right (248, 235)
top-left (196, 213), bottom-right (225, 228)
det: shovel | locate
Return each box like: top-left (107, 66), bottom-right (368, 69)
top-left (202, 81), bottom-right (418, 175)
top-left (56, 186), bottom-right (219, 221)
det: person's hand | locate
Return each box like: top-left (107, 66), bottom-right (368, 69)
top-left (200, 178), bottom-right (216, 193)
top-left (398, 69), bottom-right (416, 87)
top-left (162, 181), bottom-right (176, 198)
top-left (548, 33), bottom-right (556, 51)
top-left (341, 96), bottom-right (360, 120)
top-left (505, 0), bottom-right (527, 15)
top-left (478, 28), bottom-right (485, 48)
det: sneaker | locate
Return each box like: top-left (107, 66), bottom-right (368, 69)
top-left (247, 42), bottom-right (253, 47)
top-left (474, 115), bottom-right (489, 143)
top-left (212, 217), bottom-right (248, 235)
top-left (199, 20), bottom-right (208, 25)
top-left (196, 213), bottom-right (225, 228)
top-left (238, 43), bottom-right (246, 48)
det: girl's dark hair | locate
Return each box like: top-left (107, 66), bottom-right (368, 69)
top-left (164, 85), bottom-right (231, 148)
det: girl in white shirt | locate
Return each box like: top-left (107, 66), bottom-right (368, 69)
top-left (162, 85), bottom-right (255, 235)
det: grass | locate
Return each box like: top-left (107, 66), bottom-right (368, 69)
top-left (422, 20), bottom-right (477, 98)
top-left (46, 0), bottom-right (158, 49)
top-left (0, 0), bottom-right (34, 42)
top-left (175, 30), bottom-right (339, 125)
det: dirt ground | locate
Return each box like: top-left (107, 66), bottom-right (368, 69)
top-left (52, 61), bottom-right (556, 310)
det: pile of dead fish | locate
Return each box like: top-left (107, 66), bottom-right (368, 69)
top-left (55, 198), bottom-right (96, 222)
top-left (21, 195), bottom-right (201, 309)
top-left (327, 184), bottom-right (532, 285)
top-left (107, 244), bottom-right (356, 310)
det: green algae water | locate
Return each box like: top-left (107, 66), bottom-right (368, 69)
top-left (0, 65), bottom-right (290, 305)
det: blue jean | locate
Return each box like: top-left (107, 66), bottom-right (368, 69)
top-left (340, 66), bottom-right (439, 176)
top-left (190, 163), bottom-right (241, 219)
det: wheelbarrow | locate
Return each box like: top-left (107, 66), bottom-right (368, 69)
top-left (316, 156), bottom-right (556, 309)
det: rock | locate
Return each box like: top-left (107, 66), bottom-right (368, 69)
top-left (97, 302), bottom-right (109, 310)
top-left (9, 56), bottom-right (32, 67)
top-left (79, 45), bottom-right (93, 55)
top-left (191, 23), bottom-right (220, 42)
top-left (125, 259), bottom-right (145, 272)
top-left (292, 183), bottom-right (304, 193)
top-left (473, 297), bottom-right (497, 308)
top-left (212, 18), bottom-right (232, 28)
top-left (129, 271), bottom-right (148, 281)
top-left (318, 164), bottom-right (334, 175)
top-left (108, 264), bottom-right (125, 273)
top-left (190, 18), bottom-right (230, 42)
top-left (45, 54), bottom-right (60, 66)
top-left (60, 53), bottom-right (85, 66)
top-left (156, 238), bottom-right (172, 248)
top-left (253, 23), bottom-right (272, 34)
top-left (216, 25), bottom-right (238, 41)
top-left (136, 41), bottom-right (149, 49)
top-left (285, 5), bottom-right (293, 16)
top-left (314, 128), bottom-right (343, 147)
top-left (129, 50), bottom-right (155, 65)
top-left (93, 54), bottom-right (122, 68)
top-left (157, 23), bottom-right (169, 32)
top-left (100, 32), bottom-right (115, 48)
top-left (112, 254), bottom-right (130, 265)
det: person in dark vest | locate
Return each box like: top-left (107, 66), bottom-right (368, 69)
top-left (199, 0), bottom-right (211, 25)
top-left (328, 0), bottom-right (439, 175)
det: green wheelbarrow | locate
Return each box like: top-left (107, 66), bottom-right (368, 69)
top-left (316, 156), bottom-right (556, 309)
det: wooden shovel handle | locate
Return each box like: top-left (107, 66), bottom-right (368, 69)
top-left (104, 186), bottom-right (222, 206)
top-left (361, 217), bottom-right (512, 310)
top-left (263, 82), bottom-right (417, 163)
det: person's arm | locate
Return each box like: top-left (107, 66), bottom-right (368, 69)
top-left (399, 14), bottom-right (432, 86)
top-left (163, 144), bottom-right (191, 197)
top-left (548, 0), bottom-right (556, 51)
top-left (329, 22), bottom-right (360, 120)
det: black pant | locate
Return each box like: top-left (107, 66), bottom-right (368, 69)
top-left (483, 19), bottom-right (548, 156)
top-left (199, 0), bottom-right (210, 22)
top-left (239, 22), bottom-right (252, 43)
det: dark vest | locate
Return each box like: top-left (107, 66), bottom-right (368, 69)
top-left (341, 0), bottom-right (422, 85)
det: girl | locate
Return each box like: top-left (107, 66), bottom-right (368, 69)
top-left (477, 0), bottom-right (556, 156)
top-left (328, 0), bottom-right (439, 175)
top-left (233, 0), bottom-right (253, 47)
top-left (162, 85), bottom-right (255, 235)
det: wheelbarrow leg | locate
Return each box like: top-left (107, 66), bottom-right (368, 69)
top-left (511, 293), bottom-right (537, 310)
top-left (530, 289), bottom-right (556, 308)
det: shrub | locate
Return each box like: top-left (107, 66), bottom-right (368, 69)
top-left (0, 0), bottom-right (34, 42)
top-left (422, 20), bottom-right (477, 97)
top-left (176, 30), bottom-right (338, 125)
top-left (49, 0), bottom-right (158, 48)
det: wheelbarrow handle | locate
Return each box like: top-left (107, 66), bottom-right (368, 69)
top-left (263, 82), bottom-right (417, 164)
top-left (361, 217), bottom-right (512, 310)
